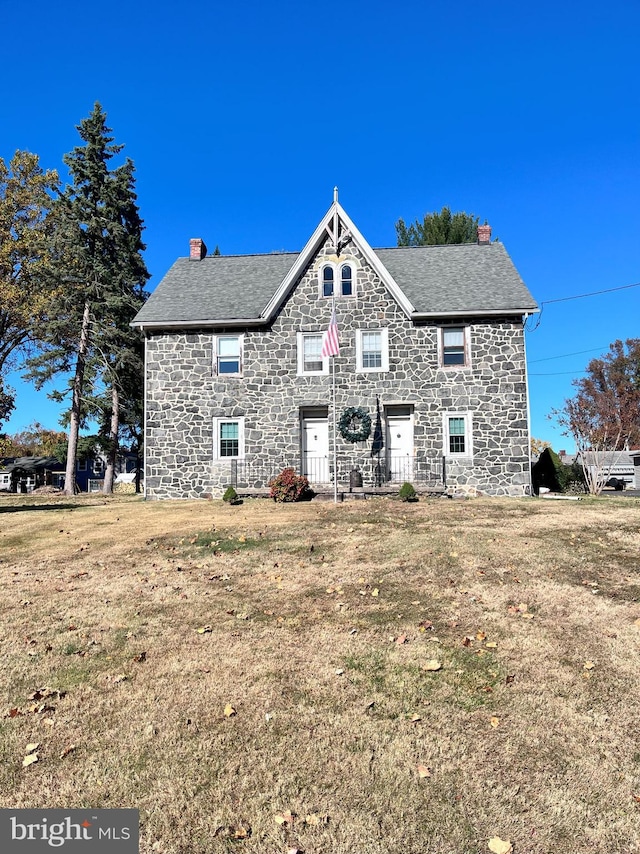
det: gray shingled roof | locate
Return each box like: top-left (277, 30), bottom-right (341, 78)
top-left (132, 241), bottom-right (537, 327)
top-left (133, 253), bottom-right (298, 325)
top-left (376, 243), bottom-right (537, 315)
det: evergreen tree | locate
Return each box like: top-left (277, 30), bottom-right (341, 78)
top-left (396, 206), bottom-right (481, 246)
top-left (26, 104), bottom-right (148, 495)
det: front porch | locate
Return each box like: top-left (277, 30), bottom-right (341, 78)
top-left (228, 453), bottom-right (446, 498)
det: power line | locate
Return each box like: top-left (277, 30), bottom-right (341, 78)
top-left (529, 346), bottom-right (608, 364)
top-left (541, 281), bottom-right (640, 305)
top-left (530, 371), bottom-right (588, 376)
top-left (527, 280), bottom-right (640, 332)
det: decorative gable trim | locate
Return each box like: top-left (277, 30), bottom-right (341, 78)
top-left (260, 201), bottom-right (415, 321)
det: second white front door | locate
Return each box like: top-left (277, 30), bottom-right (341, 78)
top-left (386, 412), bottom-right (413, 481)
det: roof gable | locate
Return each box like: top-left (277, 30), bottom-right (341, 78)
top-left (261, 199), bottom-right (414, 320)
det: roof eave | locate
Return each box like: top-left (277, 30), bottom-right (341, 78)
top-left (411, 307), bottom-right (540, 319)
top-left (131, 317), bottom-right (266, 331)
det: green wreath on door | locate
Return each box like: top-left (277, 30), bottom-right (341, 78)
top-left (338, 406), bottom-right (372, 443)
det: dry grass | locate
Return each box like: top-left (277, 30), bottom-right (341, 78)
top-left (1, 493), bottom-right (640, 853)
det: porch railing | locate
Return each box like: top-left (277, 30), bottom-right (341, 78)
top-left (229, 454), bottom-right (444, 490)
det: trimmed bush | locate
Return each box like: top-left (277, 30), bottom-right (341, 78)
top-left (398, 482), bottom-right (417, 502)
top-left (268, 468), bottom-right (310, 503)
top-left (222, 486), bottom-right (239, 504)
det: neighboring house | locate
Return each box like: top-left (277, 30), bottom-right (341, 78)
top-left (50, 452), bottom-right (141, 492)
top-left (1, 457), bottom-right (64, 492)
top-left (575, 450), bottom-right (636, 489)
top-left (132, 195), bottom-right (538, 499)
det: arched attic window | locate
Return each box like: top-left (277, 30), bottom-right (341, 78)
top-left (320, 261), bottom-right (356, 298)
top-left (340, 264), bottom-right (353, 296)
top-left (322, 266), bottom-right (334, 297)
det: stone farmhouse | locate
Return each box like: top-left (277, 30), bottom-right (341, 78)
top-left (132, 196), bottom-right (538, 499)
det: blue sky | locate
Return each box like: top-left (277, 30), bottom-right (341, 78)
top-left (2, 0), bottom-right (638, 451)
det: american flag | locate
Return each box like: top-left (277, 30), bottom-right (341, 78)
top-left (321, 307), bottom-right (340, 357)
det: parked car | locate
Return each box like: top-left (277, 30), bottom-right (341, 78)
top-left (606, 477), bottom-right (626, 491)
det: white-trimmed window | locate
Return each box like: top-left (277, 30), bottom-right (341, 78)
top-left (443, 412), bottom-right (473, 457)
top-left (322, 266), bottom-right (334, 297)
top-left (214, 417), bottom-right (245, 459)
top-left (439, 326), bottom-right (469, 367)
top-left (214, 335), bottom-right (243, 376)
top-left (319, 262), bottom-right (356, 298)
top-left (356, 328), bottom-right (389, 372)
top-left (297, 332), bottom-right (328, 375)
top-left (340, 264), bottom-right (353, 296)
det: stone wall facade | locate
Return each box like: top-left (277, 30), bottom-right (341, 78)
top-left (144, 235), bottom-right (532, 499)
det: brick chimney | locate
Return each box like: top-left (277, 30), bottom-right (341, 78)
top-left (189, 238), bottom-right (207, 260)
top-left (477, 224), bottom-right (492, 244)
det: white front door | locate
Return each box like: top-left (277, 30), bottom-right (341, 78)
top-left (386, 414), bottom-right (413, 481)
top-left (302, 417), bottom-right (329, 483)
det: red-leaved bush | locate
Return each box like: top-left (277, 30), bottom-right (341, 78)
top-left (268, 467), bottom-right (310, 503)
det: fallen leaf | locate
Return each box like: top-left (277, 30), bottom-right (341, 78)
top-left (232, 823), bottom-right (250, 839)
top-left (274, 810), bottom-right (295, 825)
top-left (224, 704), bottom-right (236, 717)
top-left (335, 669), bottom-right (344, 676)
top-left (371, 588), bottom-right (379, 597)
top-left (423, 660), bottom-right (442, 672)
top-left (485, 641), bottom-right (498, 649)
top-left (196, 626), bottom-right (212, 634)
top-left (462, 636), bottom-right (473, 647)
top-left (22, 753), bottom-right (39, 767)
top-left (490, 716), bottom-right (500, 728)
top-left (395, 635), bottom-right (408, 645)
top-left (476, 631), bottom-right (487, 641)
top-left (304, 813), bottom-right (329, 826)
top-left (59, 744), bottom-right (76, 759)
top-left (417, 764), bottom-right (431, 778)
top-left (488, 837), bottom-right (513, 854)
top-left (25, 742), bottom-right (40, 754)
top-left (409, 713), bottom-right (422, 722)
top-left (584, 660), bottom-right (596, 670)
top-left (133, 652), bottom-right (147, 663)
top-left (633, 793), bottom-right (640, 803)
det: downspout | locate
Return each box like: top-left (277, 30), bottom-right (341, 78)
top-left (143, 331), bottom-right (148, 500)
top-left (523, 312), bottom-right (533, 495)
